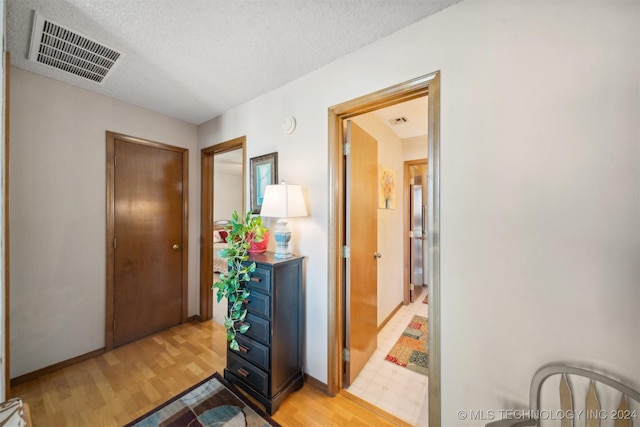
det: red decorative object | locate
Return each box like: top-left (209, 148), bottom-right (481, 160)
top-left (248, 231), bottom-right (269, 254)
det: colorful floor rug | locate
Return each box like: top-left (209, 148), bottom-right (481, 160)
top-left (384, 315), bottom-right (429, 376)
top-left (125, 372), bottom-right (280, 427)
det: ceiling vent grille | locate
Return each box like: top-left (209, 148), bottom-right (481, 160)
top-left (28, 12), bottom-right (124, 84)
top-left (388, 116), bottom-right (409, 126)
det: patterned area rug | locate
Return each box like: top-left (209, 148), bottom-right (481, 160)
top-left (125, 372), bottom-right (280, 427)
top-left (384, 315), bottom-right (429, 376)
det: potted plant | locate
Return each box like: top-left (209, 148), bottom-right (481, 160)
top-left (213, 210), bottom-right (268, 350)
top-left (246, 214), bottom-right (269, 254)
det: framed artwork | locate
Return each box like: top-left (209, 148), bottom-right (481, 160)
top-left (250, 152), bottom-right (278, 213)
top-left (378, 165), bottom-right (396, 209)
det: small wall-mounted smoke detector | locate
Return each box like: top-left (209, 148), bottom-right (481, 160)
top-left (28, 12), bottom-right (125, 84)
top-left (282, 116), bottom-right (297, 134)
top-left (388, 116), bottom-right (409, 126)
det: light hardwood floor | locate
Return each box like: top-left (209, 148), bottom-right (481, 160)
top-left (10, 319), bottom-right (409, 426)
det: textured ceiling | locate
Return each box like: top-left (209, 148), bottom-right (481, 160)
top-left (6, 0), bottom-right (461, 125)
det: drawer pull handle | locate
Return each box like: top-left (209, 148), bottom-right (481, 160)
top-left (237, 368), bottom-right (250, 378)
top-left (250, 277), bottom-right (261, 283)
top-left (238, 345), bottom-right (250, 353)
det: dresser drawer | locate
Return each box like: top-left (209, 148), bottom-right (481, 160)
top-left (245, 289), bottom-right (270, 319)
top-left (231, 334), bottom-right (269, 371)
top-left (227, 352), bottom-right (269, 396)
top-left (243, 312), bottom-right (270, 345)
top-left (248, 267), bottom-right (271, 294)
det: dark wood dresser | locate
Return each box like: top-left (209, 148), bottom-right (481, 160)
top-left (224, 252), bottom-right (304, 414)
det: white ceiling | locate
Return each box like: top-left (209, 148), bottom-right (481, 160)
top-left (373, 96), bottom-right (428, 139)
top-left (6, 0), bottom-right (461, 125)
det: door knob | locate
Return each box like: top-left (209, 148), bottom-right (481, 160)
top-left (172, 244), bottom-right (181, 250)
top-left (374, 252), bottom-right (382, 259)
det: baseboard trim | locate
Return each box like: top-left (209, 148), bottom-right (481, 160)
top-left (378, 302), bottom-right (403, 333)
top-left (304, 373), bottom-right (329, 394)
top-left (10, 347), bottom-right (105, 387)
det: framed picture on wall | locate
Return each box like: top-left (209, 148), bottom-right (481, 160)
top-left (250, 152), bottom-right (278, 213)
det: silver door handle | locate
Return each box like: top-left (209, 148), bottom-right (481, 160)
top-left (172, 244), bottom-right (181, 250)
top-left (374, 252), bottom-right (382, 259)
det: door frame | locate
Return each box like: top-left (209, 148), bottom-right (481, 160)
top-left (105, 131), bottom-right (189, 351)
top-left (199, 136), bottom-right (246, 320)
top-left (327, 71), bottom-right (441, 425)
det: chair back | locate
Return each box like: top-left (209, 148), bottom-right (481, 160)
top-left (529, 365), bottom-right (640, 427)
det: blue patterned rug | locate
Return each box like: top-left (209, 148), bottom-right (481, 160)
top-left (125, 372), bottom-right (280, 427)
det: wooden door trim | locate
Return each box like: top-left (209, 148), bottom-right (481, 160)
top-left (105, 131), bottom-right (189, 351)
top-left (327, 71), bottom-right (441, 426)
top-left (199, 136), bottom-right (245, 321)
top-left (403, 158), bottom-right (427, 305)
top-left (4, 52), bottom-right (10, 397)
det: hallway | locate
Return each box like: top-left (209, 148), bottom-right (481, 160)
top-left (345, 287), bottom-right (429, 425)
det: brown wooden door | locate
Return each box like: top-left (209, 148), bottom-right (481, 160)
top-left (112, 138), bottom-right (185, 347)
top-left (345, 121), bottom-right (378, 386)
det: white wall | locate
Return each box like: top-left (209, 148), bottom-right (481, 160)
top-left (9, 68), bottom-right (198, 378)
top-left (213, 171), bottom-right (243, 221)
top-left (198, 1), bottom-right (640, 424)
top-left (351, 114), bottom-right (405, 326)
top-left (404, 135), bottom-right (428, 162)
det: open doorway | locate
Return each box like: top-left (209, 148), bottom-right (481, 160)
top-left (406, 159), bottom-right (428, 304)
top-left (328, 72), bottom-right (441, 426)
top-left (342, 97), bottom-right (429, 425)
top-left (199, 137), bottom-right (245, 321)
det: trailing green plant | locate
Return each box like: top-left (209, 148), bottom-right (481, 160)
top-left (213, 210), bottom-right (267, 350)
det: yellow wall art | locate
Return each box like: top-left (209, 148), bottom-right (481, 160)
top-left (378, 165), bottom-right (396, 209)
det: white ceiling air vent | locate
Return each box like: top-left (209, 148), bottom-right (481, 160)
top-left (28, 12), bottom-right (124, 84)
top-left (388, 116), bottom-right (409, 126)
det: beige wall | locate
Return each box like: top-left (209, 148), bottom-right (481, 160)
top-left (9, 68), bottom-right (198, 378)
top-left (198, 1), bottom-right (640, 423)
top-left (213, 171), bottom-right (243, 221)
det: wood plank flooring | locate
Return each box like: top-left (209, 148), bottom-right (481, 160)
top-left (10, 319), bottom-right (407, 426)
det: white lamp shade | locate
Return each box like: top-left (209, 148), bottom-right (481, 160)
top-left (260, 184), bottom-right (307, 218)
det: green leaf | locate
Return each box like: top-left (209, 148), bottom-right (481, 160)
top-left (217, 209), bottom-right (270, 349)
top-left (224, 318), bottom-right (233, 330)
top-left (229, 339), bottom-right (239, 351)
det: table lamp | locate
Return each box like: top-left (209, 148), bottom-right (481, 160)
top-left (260, 182), bottom-right (307, 258)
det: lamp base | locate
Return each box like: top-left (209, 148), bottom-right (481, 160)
top-left (273, 218), bottom-right (292, 259)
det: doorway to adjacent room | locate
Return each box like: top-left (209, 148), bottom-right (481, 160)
top-left (327, 71), bottom-right (441, 426)
top-left (199, 137), bottom-right (246, 321)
